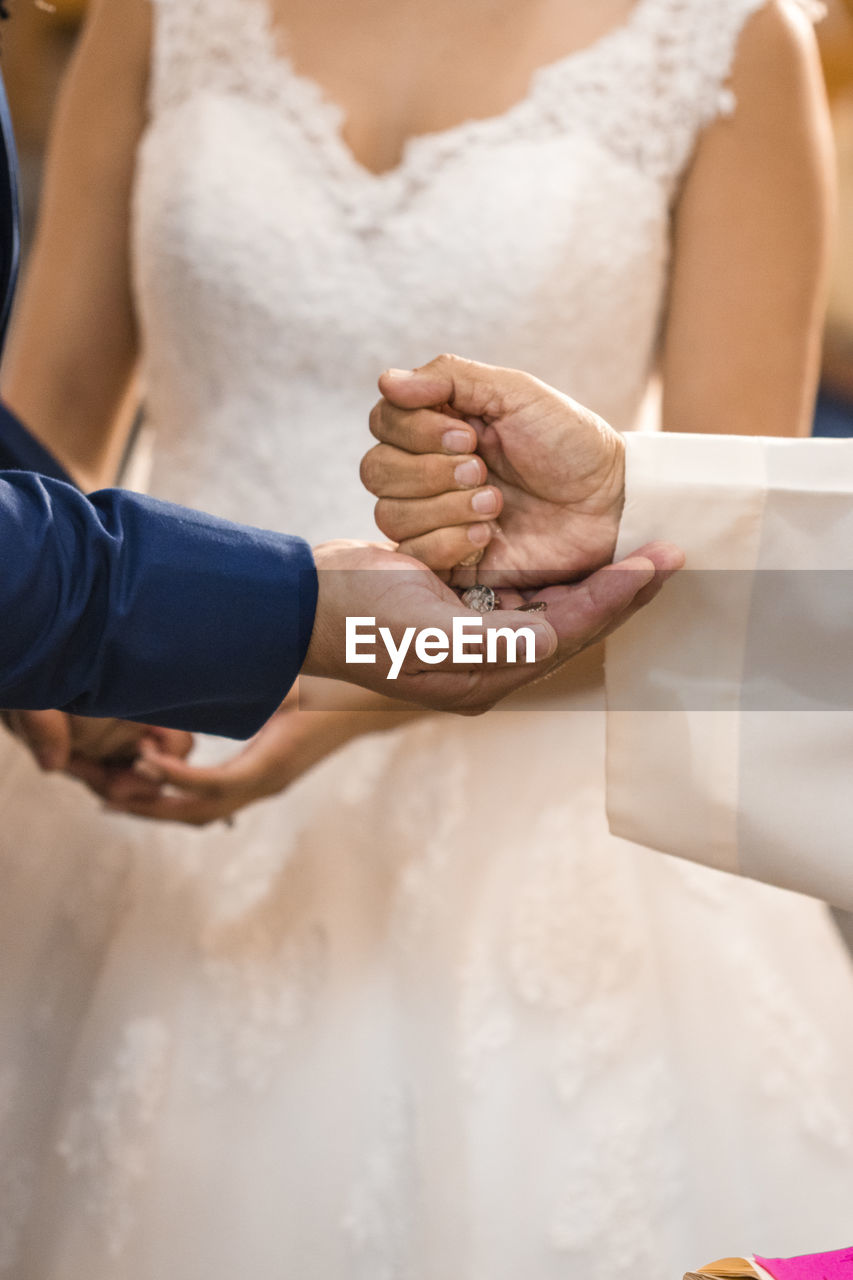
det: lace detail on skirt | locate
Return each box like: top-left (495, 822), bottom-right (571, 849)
top-left (0, 1070), bottom-right (35, 1275)
top-left (57, 1020), bottom-right (171, 1260)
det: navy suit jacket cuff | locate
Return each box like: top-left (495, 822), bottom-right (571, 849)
top-left (0, 475), bottom-right (318, 738)
top-left (69, 488), bottom-right (320, 737)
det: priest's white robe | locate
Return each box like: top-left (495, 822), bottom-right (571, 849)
top-left (605, 432), bottom-right (853, 908)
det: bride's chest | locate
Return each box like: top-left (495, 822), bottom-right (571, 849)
top-left (133, 91), bottom-right (671, 348)
top-left (258, 0), bottom-right (640, 179)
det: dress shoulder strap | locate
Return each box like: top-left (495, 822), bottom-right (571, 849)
top-left (641, 0), bottom-right (826, 186)
top-left (145, 0), bottom-right (274, 116)
top-left (505, 0), bottom-right (825, 194)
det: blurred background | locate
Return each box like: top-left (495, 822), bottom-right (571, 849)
top-left (2, 0), bottom-right (852, 435)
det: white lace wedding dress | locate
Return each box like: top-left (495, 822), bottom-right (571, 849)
top-left (3, 0), bottom-right (853, 1276)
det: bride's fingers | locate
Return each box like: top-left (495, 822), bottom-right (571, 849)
top-left (105, 792), bottom-right (230, 827)
top-left (131, 751), bottom-right (238, 799)
top-left (101, 755), bottom-right (246, 824)
top-left (361, 443), bottom-right (486, 498)
top-left (375, 487), bottom-right (502, 544)
top-left (369, 401), bottom-right (477, 455)
top-left (65, 755), bottom-right (165, 804)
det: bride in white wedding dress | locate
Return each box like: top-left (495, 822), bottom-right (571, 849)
top-left (2, 0), bottom-right (853, 1275)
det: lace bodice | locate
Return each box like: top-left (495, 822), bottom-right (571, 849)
top-left (134, 0), bottom-right (814, 537)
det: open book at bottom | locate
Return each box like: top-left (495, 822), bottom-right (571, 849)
top-left (685, 1263), bottom-right (767, 1280)
top-left (685, 1250), bottom-right (853, 1280)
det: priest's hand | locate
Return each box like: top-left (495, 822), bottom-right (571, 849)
top-left (362, 353), bottom-right (640, 589)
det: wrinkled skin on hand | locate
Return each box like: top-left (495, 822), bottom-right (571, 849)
top-left (362, 354), bottom-right (628, 590)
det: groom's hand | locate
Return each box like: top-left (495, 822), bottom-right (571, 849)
top-left (361, 353), bottom-right (630, 589)
top-left (301, 539), bottom-right (679, 714)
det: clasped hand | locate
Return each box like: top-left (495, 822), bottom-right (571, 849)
top-left (4, 354), bottom-right (682, 826)
top-left (362, 353), bottom-right (633, 587)
top-left (1, 708), bottom-right (193, 802)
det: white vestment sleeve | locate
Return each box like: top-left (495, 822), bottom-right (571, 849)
top-left (605, 432), bottom-right (853, 909)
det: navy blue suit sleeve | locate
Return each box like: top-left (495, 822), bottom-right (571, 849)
top-left (0, 401), bottom-right (76, 482)
top-left (0, 472), bottom-right (318, 738)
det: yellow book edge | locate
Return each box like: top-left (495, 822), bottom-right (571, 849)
top-left (684, 1261), bottom-right (761, 1280)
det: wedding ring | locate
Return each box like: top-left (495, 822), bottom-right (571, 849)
top-left (461, 585), bottom-right (500, 613)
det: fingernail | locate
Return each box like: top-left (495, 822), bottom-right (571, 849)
top-left (385, 368), bottom-right (415, 380)
top-left (454, 459), bottom-right (482, 487)
top-left (467, 522), bottom-right (492, 547)
top-left (442, 429), bottom-right (472, 454)
top-left (472, 488), bottom-right (498, 514)
top-left (133, 758), bottom-right (164, 782)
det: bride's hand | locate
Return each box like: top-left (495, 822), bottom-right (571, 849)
top-left (98, 685), bottom-right (419, 827)
top-left (2, 708), bottom-right (193, 794)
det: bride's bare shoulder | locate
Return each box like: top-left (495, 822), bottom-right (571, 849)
top-left (732, 0), bottom-right (825, 96)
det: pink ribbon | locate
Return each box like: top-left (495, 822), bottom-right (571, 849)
top-left (755, 1250), bottom-right (853, 1280)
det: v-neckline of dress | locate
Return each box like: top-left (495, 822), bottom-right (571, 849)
top-left (249, 0), bottom-right (661, 186)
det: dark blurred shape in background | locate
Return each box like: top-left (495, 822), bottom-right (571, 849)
top-left (816, 0), bottom-right (853, 435)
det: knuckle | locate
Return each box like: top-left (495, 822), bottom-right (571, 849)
top-left (374, 498), bottom-right (401, 539)
top-left (359, 447), bottom-right (381, 494)
top-left (404, 408), bottom-right (437, 455)
top-left (368, 401), bottom-right (384, 440)
top-left (437, 525), bottom-right (467, 561)
top-left (410, 531), bottom-right (445, 567)
top-left (396, 537), bottom-right (425, 564)
top-left (415, 524), bottom-right (466, 568)
top-left (399, 416), bottom-right (418, 453)
top-left (427, 453), bottom-right (454, 491)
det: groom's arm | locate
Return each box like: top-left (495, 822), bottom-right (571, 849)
top-left (0, 470), bottom-right (317, 738)
top-left (1, 471), bottom-right (667, 739)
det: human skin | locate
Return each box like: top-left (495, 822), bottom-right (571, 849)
top-left (1, 0), bottom-right (833, 816)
